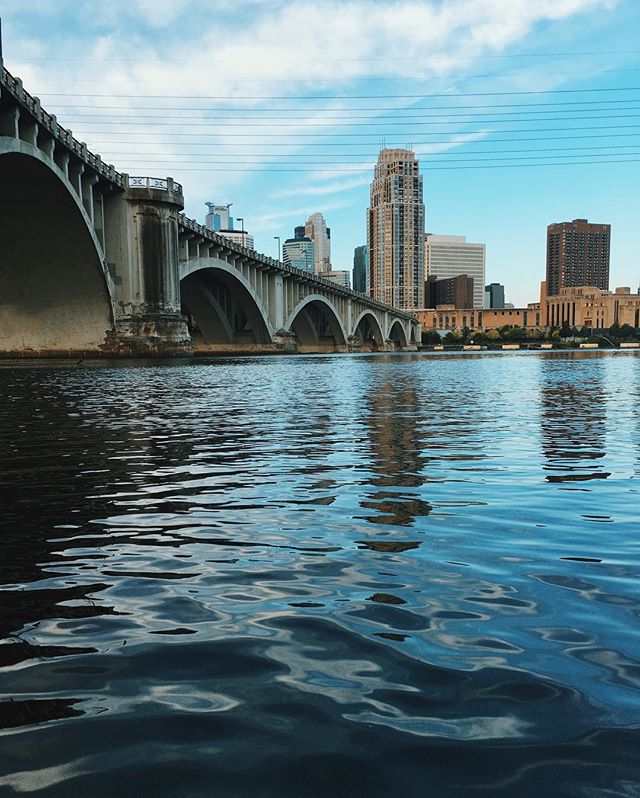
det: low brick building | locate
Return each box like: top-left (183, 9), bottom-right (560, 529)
top-left (541, 284), bottom-right (640, 329)
top-left (411, 285), bottom-right (640, 334)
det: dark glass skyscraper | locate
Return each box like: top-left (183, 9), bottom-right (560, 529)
top-left (353, 245), bottom-right (367, 293)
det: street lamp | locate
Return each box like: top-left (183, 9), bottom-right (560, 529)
top-left (274, 236), bottom-right (281, 261)
top-left (237, 217), bottom-right (245, 246)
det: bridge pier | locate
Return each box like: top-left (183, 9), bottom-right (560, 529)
top-left (106, 177), bottom-right (192, 356)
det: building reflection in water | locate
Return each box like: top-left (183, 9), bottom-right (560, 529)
top-left (360, 372), bottom-right (431, 526)
top-left (538, 353), bottom-right (609, 483)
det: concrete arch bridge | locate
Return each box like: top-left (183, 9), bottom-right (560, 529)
top-left (0, 63), bottom-right (420, 356)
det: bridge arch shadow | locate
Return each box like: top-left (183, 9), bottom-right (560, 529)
top-left (388, 319), bottom-right (409, 349)
top-left (0, 145), bottom-right (115, 354)
top-left (180, 258), bottom-right (274, 351)
top-left (286, 295), bottom-right (348, 353)
top-left (352, 310), bottom-right (385, 351)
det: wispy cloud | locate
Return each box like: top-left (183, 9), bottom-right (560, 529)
top-left (271, 176), bottom-right (372, 199)
top-left (250, 199), bottom-right (354, 231)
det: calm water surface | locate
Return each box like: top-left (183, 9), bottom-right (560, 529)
top-left (0, 351), bottom-right (639, 797)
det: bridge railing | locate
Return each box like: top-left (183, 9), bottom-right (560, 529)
top-left (177, 214), bottom-right (417, 322)
top-left (1, 65), bottom-right (125, 189)
top-left (129, 176), bottom-right (184, 196)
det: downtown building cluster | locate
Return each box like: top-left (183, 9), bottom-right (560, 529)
top-left (205, 150), bottom-right (638, 338)
top-left (354, 149), bottom-right (637, 336)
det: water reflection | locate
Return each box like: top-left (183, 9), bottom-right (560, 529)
top-left (539, 356), bottom-right (609, 482)
top-left (0, 354), bottom-right (639, 796)
top-left (360, 373), bottom-right (431, 525)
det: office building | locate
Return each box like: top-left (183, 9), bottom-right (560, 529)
top-left (305, 213), bottom-right (331, 273)
top-left (425, 234), bottom-right (485, 308)
top-left (546, 218), bottom-right (610, 296)
top-left (220, 230), bottom-right (254, 249)
top-left (353, 245), bottom-right (367, 293)
top-left (205, 202), bottom-right (254, 249)
top-left (367, 148), bottom-right (425, 309)
top-left (484, 282), bottom-right (505, 309)
top-left (427, 274), bottom-right (474, 309)
top-left (205, 203), bottom-right (233, 232)
top-left (318, 270), bottom-right (351, 289)
top-left (283, 227), bottom-right (314, 272)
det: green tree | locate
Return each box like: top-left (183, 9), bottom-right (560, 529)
top-left (619, 323), bottom-right (635, 339)
top-left (421, 329), bottom-right (442, 345)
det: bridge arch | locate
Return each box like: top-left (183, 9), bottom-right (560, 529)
top-left (286, 294), bottom-right (348, 353)
top-left (352, 310), bottom-right (385, 350)
top-left (0, 142), bottom-right (115, 354)
top-left (387, 318), bottom-right (409, 349)
top-left (180, 257), bottom-right (274, 351)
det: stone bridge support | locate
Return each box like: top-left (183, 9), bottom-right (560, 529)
top-left (106, 178), bottom-right (192, 355)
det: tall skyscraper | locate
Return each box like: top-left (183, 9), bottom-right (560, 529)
top-left (353, 245), bottom-right (367, 293)
top-left (305, 213), bottom-right (331, 273)
top-left (425, 234), bottom-right (485, 308)
top-left (367, 148), bottom-right (425, 309)
top-left (546, 218), bottom-right (610, 296)
top-left (283, 226), bottom-right (314, 272)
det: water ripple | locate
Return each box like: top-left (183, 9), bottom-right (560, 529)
top-left (0, 352), bottom-right (639, 795)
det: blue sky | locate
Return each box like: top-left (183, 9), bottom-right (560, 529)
top-left (3, 0), bottom-right (639, 306)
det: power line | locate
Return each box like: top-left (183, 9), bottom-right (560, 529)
top-left (16, 49), bottom-right (640, 63)
top-left (90, 157), bottom-right (640, 172)
top-left (45, 98), bottom-right (640, 113)
top-left (37, 86), bottom-right (640, 100)
top-left (61, 113), bottom-right (640, 129)
top-left (91, 131), bottom-right (640, 149)
top-left (59, 106), bottom-right (640, 122)
top-left (18, 68), bottom-right (640, 85)
top-left (73, 123), bottom-right (640, 138)
top-left (94, 145), bottom-right (640, 163)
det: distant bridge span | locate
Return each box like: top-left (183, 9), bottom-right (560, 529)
top-left (0, 63), bottom-right (420, 356)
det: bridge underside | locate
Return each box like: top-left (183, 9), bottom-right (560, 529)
top-left (181, 268), bottom-right (277, 353)
top-left (353, 312), bottom-right (385, 351)
top-left (0, 149), bottom-right (114, 355)
top-left (289, 299), bottom-right (348, 354)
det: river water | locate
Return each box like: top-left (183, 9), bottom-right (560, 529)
top-left (0, 351), bottom-right (639, 797)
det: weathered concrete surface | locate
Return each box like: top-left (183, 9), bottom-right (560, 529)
top-left (0, 145), bottom-right (115, 355)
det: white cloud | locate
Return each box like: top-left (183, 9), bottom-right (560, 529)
top-left (4, 0), bottom-right (616, 233)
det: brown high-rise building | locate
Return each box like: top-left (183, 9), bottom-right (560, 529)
top-left (426, 274), bottom-right (474, 309)
top-left (546, 218), bottom-right (610, 296)
top-left (367, 148), bottom-right (425, 309)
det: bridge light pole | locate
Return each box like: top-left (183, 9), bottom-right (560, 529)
top-left (274, 236), bottom-right (281, 262)
top-left (237, 217), bottom-right (245, 247)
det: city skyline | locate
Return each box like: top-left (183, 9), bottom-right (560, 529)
top-left (2, 2), bottom-right (639, 306)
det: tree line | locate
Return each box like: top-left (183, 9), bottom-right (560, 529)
top-left (422, 322), bottom-right (640, 346)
